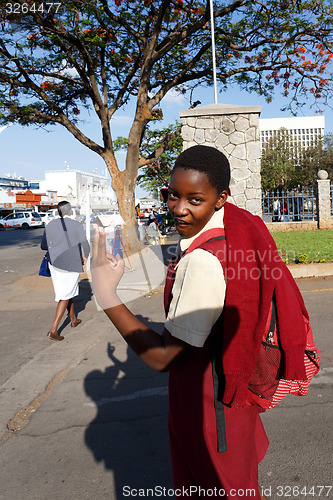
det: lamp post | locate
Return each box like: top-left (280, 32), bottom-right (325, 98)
top-left (81, 184), bottom-right (91, 271)
top-left (209, 0), bottom-right (218, 104)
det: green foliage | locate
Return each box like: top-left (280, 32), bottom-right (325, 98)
top-left (261, 129), bottom-right (295, 190)
top-left (137, 123), bottom-right (183, 192)
top-left (114, 122), bottom-right (183, 193)
top-left (261, 132), bottom-right (333, 190)
top-left (1, 0), bottom-right (333, 131)
top-left (1, 0), bottom-right (333, 230)
top-left (320, 133), bottom-right (333, 179)
top-left (295, 253), bottom-right (309, 264)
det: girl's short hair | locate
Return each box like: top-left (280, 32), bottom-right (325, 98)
top-left (173, 145), bottom-right (230, 192)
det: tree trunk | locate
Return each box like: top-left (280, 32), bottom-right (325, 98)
top-left (102, 150), bottom-right (143, 255)
top-left (101, 97), bottom-right (151, 255)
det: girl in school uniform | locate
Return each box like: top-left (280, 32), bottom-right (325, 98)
top-left (92, 145), bottom-right (308, 499)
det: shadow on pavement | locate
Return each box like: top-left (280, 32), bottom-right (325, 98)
top-left (84, 340), bottom-right (173, 497)
top-left (0, 227), bottom-right (44, 248)
top-left (83, 232), bottom-right (177, 495)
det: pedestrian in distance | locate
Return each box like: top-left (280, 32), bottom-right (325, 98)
top-left (292, 191), bottom-right (302, 222)
top-left (153, 210), bottom-right (166, 234)
top-left (272, 197), bottom-right (281, 222)
top-left (91, 145), bottom-right (308, 499)
top-left (280, 199), bottom-right (289, 222)
top-left (41, 201), bottom-right (90, 341)
top-left (147, 210), bottom-right (155, 225)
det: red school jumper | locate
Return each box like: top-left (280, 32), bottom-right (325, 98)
top-left (164, 203), bottom-right (308, 498)
top-left (164, 235), bottom-right (268, 499)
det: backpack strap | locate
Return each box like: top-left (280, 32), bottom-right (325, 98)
top-left (265, 296), bottom-right (277, 344)
top-left (186, 228), bottom-right (228, 452)
top-left (186, 228), bottom-right (226, 255)
top-left (165, 228), bottom-right (226, 316)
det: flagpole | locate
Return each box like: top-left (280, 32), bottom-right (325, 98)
top-left (209, 0), bottom-right (218, 104)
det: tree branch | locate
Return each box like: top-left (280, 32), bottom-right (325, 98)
top-left (138, 124), bottom-right (181, 167)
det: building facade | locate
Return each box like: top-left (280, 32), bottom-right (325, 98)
top-left (259, 116), bottom-right (325, 150)
top-left (0, 176), bottom-right (29, 211)
top-left (38, 169), bottom-right (117, 212)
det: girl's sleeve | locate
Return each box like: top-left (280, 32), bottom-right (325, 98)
top-left (164, 249), bottom-right (226, 347)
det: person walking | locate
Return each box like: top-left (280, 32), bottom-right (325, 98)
top-left (41, 201), bottom-right (90, 341)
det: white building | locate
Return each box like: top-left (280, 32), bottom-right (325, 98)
top-left (259, 116), bottom-right (325, 150)
top-left (0, 175), bottom-right (28, 210)
top-left (38, 169), bottom-right (117, 212)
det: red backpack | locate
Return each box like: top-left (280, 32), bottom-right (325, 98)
top-left (246, 296), bottom-right (320, 409)
top-left (182, 228), bottom-right (321, 410)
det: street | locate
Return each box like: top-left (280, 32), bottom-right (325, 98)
top-left (0, 228), bottom-right (332, 499)
top-left (0, 227), bottom-right (45, 286)
top-left (0, 227), bottom-right (52, 386)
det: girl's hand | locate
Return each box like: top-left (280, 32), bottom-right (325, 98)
top-left (91, 225), bottom-right (124, 310)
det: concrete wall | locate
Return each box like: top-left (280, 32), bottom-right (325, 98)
top-left (179, 103), bottom-right (262, 216)
top-left (266, 221), bottom-right (318, 232)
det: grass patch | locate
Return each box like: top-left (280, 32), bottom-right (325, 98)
top-left (272, 230), bottom-right (333, 264)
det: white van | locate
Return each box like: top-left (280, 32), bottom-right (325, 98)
top-left (46, 207), bottom-right (80, 220)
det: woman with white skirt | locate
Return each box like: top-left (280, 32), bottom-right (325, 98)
top-left (41, 201), bottom-right (90, 341)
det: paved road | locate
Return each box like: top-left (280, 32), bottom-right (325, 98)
top-left (0, 227), bottom-right (176, 388)
top-left (0, 227), bottom-right (44, 285)
top-left (0, 228), bottom-right (50, 385)
top-left (0, 229), bottom-right (332, 499)
top-left (0, 227), bottom-right (93, 388)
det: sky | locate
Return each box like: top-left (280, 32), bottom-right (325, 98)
top-left (1, 84), bottom-right (332, 198)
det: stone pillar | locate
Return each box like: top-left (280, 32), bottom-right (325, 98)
top-left (179, 103), bottom-right (262, 215)
top-left (317, 170), bottom-right (332, 229)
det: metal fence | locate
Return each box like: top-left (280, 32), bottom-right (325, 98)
top-left (262, 188), bottom-right (317, 223)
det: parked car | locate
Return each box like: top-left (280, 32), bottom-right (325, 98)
top-left (46, 209), bottom-right (58, 219)
top-left (0, 211), bottom-right (43, 229)
top-left (40, 212), bottom-right (55, 226)
top-left (46, 207), bottom-right (80, 220)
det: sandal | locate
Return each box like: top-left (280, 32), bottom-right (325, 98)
top-left (71, 319), bottom-right (82, 328)
top-left (47, 331), bottom-right (64, 341)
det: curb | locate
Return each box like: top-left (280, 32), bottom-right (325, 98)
top-left (287, 262), bottom-right (333, 279)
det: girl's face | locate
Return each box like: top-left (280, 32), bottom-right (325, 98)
top-left (167, 167), bottom-right (228, 239)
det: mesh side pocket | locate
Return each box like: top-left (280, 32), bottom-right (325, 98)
top-left (248, 342), bottom-right (283, 401)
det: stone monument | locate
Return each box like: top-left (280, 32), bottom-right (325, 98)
top-left (179, 103), bottom-right (262, 215)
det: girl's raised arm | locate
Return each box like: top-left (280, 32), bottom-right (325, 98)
top-left (91, 225), bottom-right (188, 372)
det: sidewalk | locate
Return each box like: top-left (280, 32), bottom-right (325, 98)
top-left (0, 236), bottom-right (332, 499)
top-left (287, 261), bottom-right (333, 278)
top-left (0, 279), bottom-right (173, 499)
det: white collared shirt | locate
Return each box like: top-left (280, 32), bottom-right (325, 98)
top-left (165, 208), bottom-right (226, 347)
